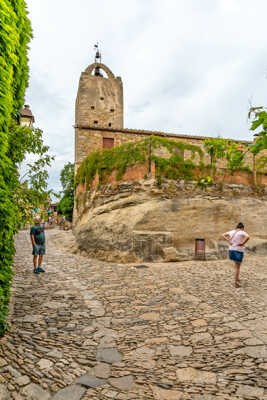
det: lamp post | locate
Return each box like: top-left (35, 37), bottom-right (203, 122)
top-left (19, 104), bottom-right (35, 127)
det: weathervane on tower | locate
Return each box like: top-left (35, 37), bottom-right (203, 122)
top-left (94, 43), bottom-right (102, 63)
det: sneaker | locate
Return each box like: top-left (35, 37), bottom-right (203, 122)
top-left (38, 267), bottom-right (45, 273)
top-left (34, 268), bottom-right (40, 274)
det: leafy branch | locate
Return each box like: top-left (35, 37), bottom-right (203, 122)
top-left (249, 107), bottom-right (267, 154)
top-left (7, 122), bottom-right (55, 227)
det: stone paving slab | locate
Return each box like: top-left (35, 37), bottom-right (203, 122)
top-left (1, 229), bottom-right (267, 399)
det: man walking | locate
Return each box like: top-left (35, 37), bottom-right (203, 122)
top-left (30, 216), bottom-right (46, 274)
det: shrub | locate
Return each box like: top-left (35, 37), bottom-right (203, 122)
top-left (195, 176), bottom-right (213, 190)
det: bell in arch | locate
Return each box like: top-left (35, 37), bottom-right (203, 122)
top-left (94, 66), bottom-right (103, 77)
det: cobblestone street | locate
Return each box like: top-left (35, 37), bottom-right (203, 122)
top-left (1, 229), bottom-right (267, 399)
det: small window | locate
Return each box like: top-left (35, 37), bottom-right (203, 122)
top-left (100, 97), bottom-right (104, 100)
top-left (91, 106), bottom-right (95, 110)
top-left (94, 120), bottom-right (98, 124)
top-left (110, 108), bottom-right (114, 112)
top-left (103, 137), bottom-right (114, 149)
top-left (108, 123), bottom-right (112, 127)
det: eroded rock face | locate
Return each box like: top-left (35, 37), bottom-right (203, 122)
top-left (73, 179), bottom-right (267, 263)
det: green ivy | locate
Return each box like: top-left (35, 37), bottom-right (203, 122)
top-left (225, 142), bottom-right (246, 174)
top-left (150, 135), bottom-right (203, 160)
top-left (256, 155), bottom-right (267, 173)
top-left (152, 154), bottom-right (196, 180)
top-left (75, 139), bottom-right (148, 188)
top-left (203, 138), bottom-right (227, 170)
top-left (75, 136), bottom-right (204, 189)
top-left (0, 0), bottom-right (32, 335)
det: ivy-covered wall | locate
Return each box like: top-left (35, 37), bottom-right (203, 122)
top-left (0, 0), bottom-right (32, 335)
top-left (75, 136), bottom-right (204, 189)
top-left (75, 135), bottom-right (267, 193)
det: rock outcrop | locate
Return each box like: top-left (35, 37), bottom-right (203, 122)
top-left (73, 179), bottom-right (267, 263)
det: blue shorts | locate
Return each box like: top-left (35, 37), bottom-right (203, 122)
top-left (229, 250), bottom-right (243, 263)
top-left (32, 244), bottom-right (46, 256)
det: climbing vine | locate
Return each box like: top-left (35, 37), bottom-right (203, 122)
top-left (203, 138), bottom-right (227, 167)
top-left (75, 136), bottom-right (204, 189)
top-left (225, 141), bottom-right (249, 174)
top-left (75, 133), bottom-right (267, 197)
top-left (150, 136), bottom-right (203, 180)
top-left (75, 139), bottom-right (148, 188)
top-left (0, 0), bottom-right (32, 335)
top-left (256, 155), bottom-right (267, 173)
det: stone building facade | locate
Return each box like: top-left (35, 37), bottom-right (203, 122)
top-left (74, 61), bottom-right (259, 172)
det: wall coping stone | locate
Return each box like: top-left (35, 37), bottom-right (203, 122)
top-left (74, 125), bottom-right (252, 144)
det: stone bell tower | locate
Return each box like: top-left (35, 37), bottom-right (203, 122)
top-left (75, 46), bottom-right (123, 169)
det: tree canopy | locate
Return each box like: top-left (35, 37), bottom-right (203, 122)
top-left (57, 162), bottom-right (74, 222)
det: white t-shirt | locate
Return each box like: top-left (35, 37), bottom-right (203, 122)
top-left (226, 229), bottom-right (249, 253)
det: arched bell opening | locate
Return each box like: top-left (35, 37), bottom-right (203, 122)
top-left (85, 62), bottom-right (115, 79)
top-left (91, 66), bottom-right (108, 78)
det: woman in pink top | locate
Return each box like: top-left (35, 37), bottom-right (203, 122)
top-left (222, 223), bottom-right (250, 288)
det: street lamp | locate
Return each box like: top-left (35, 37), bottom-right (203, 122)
top-left (19, 104), bottom-right (35, 127)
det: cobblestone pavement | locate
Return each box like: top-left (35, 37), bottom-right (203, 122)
top-left (1, 229), bottom-right (267, 399)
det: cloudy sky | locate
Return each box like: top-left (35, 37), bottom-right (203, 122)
top-left (25, 0), bottom-right (267, 193)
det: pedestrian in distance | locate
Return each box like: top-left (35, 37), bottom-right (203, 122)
top-left (30, 215), bottom-right (46, 274)
top-left (222, 222), bottom-right (250, 288)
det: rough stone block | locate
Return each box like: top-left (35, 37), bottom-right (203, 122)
top-left (109, 375), bottom-right (134, 391)
top-left (96, 348), bottom-right (122, 364)
top-left (162, 247), bottom-right (180, 262)
top-left (176, 367), bottom-right (216, 384)
top-left (168, 345), bottom-right (192, 357)
top-left (236, 384), bottom-right (264, 398)
top-left (52, 384), bottom-right (86, 400)
top-left (151, 385), bottom-right (184, 400)
top-left (0, 384), bottom-right (11, 400)
top-left (76, 374), bottom-right (107, 388)
top-left (21, 383), bottom-right (51, 400)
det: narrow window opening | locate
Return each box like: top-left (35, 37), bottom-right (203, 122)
top-left (94, 120), bottom-right (98, 124)
top-left (100, 97), bottom-right (104, 100)
top-left (110, 108), bottom-right (114, 112)
top-left (91, 106), bottom-right (95, 110)
top-left (108, 123), bottom-right (112, 127)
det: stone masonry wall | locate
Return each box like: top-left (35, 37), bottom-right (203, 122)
top-left (74, 126), bottom-right (264, 172)
top-left (75, 62), bottom-right (123, 167)
top-left (76, 162), bottom-right (267, 197)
